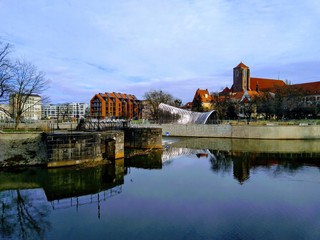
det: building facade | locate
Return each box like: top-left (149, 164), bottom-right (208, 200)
top-left (231, 62), bottom-right (286, 94)
top-left (41, 102), bottom-right (89, 120)
top-left (192, 88), bottom-right (213, 112)
top-left (9, 94), bottom-right (42, 121)
top-left (220, 62), bottom-right (320, 119)
top-left (0, 104), bottom-right (9, 121)
top-left (90, 92), bottom-right (141, 120)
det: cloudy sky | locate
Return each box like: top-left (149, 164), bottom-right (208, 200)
top-left (1, 0), bottom-right (319, 104)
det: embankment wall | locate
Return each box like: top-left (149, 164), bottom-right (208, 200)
top-left (0, 132), bottom-right (47, 168)
top-left (161, 124), bottom-right (320, 139)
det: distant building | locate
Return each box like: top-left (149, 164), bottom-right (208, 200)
top-left (0, 104), bottom-right (9, 121)
top-left (90, 92), bottom-right (141, 120)
top-left (41, 102), bottom-right (89, 120)
top-left (293, 81), bottom-right (320, 108)
top-left (9, 94), bottom-right (42, 121)
top-left (192, 88), bottom-right (213, 112)
top-left (181, 102), bottom-right (193, 111)
top-left (219, 62), bottom-right (320, 118)
top-left (221, 62), bottom-right (286, 96)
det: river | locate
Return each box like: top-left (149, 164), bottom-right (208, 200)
top-left (1, 138), bottom-right (320, 240)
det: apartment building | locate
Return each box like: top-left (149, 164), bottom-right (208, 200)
top-left (9, 94), bottom-right (42, 121)
top-left (42, 102), bottom-right (89, 120)
top-left (0, 104), bottom-right (9, 121)
top-left (90, 92), bottom-right (141, 120)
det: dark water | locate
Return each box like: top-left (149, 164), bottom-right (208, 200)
top-left (1, 138), bottom-right (320, 240)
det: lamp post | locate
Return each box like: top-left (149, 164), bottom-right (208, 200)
top-left (76, 103), bottom-right (79, 124)
top-left (56, 106), bottom-right (60, 130)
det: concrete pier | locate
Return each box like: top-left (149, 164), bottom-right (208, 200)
top-left (0, 127), bottom-right (163, 168)
top-left (45, 131), bottom-right (125, 168)
top-left (124, 127), bottom-right (162, 149)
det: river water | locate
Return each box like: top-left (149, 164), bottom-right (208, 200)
top-left (0, 138), bottom-right (320, 240)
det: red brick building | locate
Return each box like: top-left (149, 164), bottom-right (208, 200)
top-left (220, 62), bottom-right (320, 118)
top-left (90, 92), bottom-right (141, 120)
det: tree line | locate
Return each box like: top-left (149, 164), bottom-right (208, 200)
top-left (0, 40), bottom-right (49, 127)
top-left (211, 85), bottom-right (319, 122)
top-left (145, 86), bottom-right (319, 123)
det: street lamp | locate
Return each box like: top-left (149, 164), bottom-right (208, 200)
top-left (76, 103), bottom-right (79, 124)
top-left (56, 106), bottom-right (60, 130)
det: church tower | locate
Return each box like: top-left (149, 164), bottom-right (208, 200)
top-left (233, 62), bottom-right (251, 92)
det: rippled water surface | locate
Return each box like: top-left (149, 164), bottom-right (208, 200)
top-left (1, 138), bottom-right (320, 240)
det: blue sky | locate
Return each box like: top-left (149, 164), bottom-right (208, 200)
top-left (1, 0), bottom-right (319, 104)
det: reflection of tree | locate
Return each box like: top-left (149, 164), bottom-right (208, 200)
top-left (0, 189), bottom-right (51, 240)
top-left (208, 150), bottom-right (320, 184)
top-left (209, 150), bottom-right (232, 174)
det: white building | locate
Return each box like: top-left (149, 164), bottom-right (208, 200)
top-left (0, 104), bottom-right (10, 121)
top-left (41, 102), bottom-right (89, 120)
top-left (9, 94), bottom-right (42, 121)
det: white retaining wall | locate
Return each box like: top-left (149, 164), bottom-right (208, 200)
top-left (160, 124), bottom-right (320, 139)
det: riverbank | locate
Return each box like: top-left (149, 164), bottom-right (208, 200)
top-left (160, 123), bottom-right (320, 139)
top-left (0, 127), bottom-right (163, 168)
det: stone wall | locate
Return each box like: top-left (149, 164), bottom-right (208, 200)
top-left (0, 131), bottom-right (125, 168)
top-left (161, 124), bottom-right (320, 139)
top-left (45, 131), bottom-right (124, 168)
top-left (0, 133), bottom-right (47, 168)
top-left (169, 137), bottom-right (320, 153)
top-left (124, 127), bottom-right (162, 149)
top-left (1, 128), bottom-right (162, 168)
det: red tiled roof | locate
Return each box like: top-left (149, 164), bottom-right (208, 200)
top-left (193, 88), bottom-right (213, 102)
top-left (292, 81), bottom-right (320, 95)
top-left (232, 92), bottom-right (244, 100)
top-left (235, 62), bottom-right (249, 69)
top-left (231, 91), bottom-right (262, 101)
top-left (221, 87), bottom-right (231, 93)
top-left (250, 77), bottom-right (286, 91)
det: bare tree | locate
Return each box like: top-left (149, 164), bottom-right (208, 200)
top-left (143, 90), bottom-right (181, 122)
top-left (10, 59), bottom-right (50, 128)
top-left (0, 41), bottom-right (14, 116)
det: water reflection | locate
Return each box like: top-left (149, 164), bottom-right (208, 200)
top-left (0, 160), bottom-right (127, 239)
top-left (0, 189), bottom-right (51, 240)
top-left (0, 138), bottom-right (319, 239)
top-left (163, 137), bottom-right (320, 184)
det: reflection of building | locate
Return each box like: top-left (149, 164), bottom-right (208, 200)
top-left (9, 94), bottom-right (41, 120)
top-left (44, 159), bottom-right (125, 201)
top-left (90, 92), bottom-right (141, 120)
top-left (41, 102), bottom-right (89, 120)
top-left (162, 147), bottom-right (215, 164)
top-left (233, 158), bottom-right (250, 184)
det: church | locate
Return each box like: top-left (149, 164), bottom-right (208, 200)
top-left (221, 62), bottom-right (320, 103)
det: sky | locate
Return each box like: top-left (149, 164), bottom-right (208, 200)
top-left (0, 0), bottom-right (320, 104)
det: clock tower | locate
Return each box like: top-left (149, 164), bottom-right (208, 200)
top-left (233, 62), bottom-right (251, 92)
